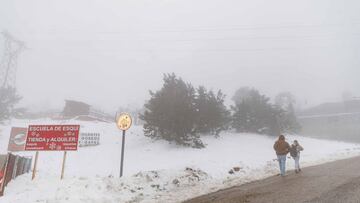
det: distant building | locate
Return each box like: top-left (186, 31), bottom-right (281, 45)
top-left (62, 100), bottom-right (112, 122)
top-left (62, 100), bottom-right (91, 118)
top-left (298, 98), bottom-right (360, 142)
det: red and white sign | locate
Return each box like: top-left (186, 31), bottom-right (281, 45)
top-left (8, 127), bottom-right (28, 152)
top-left (25, 125), bottom-right (80, 151)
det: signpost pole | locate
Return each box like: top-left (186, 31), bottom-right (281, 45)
top-left (60, 151), bottom-right (67, 180)
top-left (116, 113), bottom-right (132, 178)
top-left (120, 130), bottom-right (126, 178)
top-left (32, 151), bottom-right (39, 180)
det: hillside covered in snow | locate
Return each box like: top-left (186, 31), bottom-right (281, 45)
top-left (1, 119), bottom-right (360, 203)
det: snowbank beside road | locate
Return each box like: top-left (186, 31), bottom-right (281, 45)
top-left (1, 119), bottom-right (360, 203)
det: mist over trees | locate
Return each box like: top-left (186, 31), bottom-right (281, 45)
top-left (274, 92), bottom-right (301, 134)
top-left (231, 88), bottom-right (301, 136)
top-left (140, 74), bottom-right (301, 148)
top-left (0, 87), bottom-right (21, 122)
top-left (231, 87), bottom-right (280, 136)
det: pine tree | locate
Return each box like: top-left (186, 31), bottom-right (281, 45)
top-left (195, 86), bottom-right (230, 136)
top-left (231, 87), bottom-right (280, 136)
top-left (140, 73), bottom-right (203, 147)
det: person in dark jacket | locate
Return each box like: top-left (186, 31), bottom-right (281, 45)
top-left (273, 135), bottom-right (290, 176)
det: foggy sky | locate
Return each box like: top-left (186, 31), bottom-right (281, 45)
top-left (1, 0), bottom-right (360, 112)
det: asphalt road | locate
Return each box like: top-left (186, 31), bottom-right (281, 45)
top-left (184, 156), bottom-right (360, 203)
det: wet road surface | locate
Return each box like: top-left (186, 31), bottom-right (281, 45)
top-left (184, 156), bottom-right (360, 203)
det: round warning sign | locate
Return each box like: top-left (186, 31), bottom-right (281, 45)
top-left (116, 113), bottom-right (132, 131)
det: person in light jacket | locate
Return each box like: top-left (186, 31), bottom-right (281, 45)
top-left (290, 140), bottom-right (304, 173)
top-left (273, 135), bottom-right (290, 177)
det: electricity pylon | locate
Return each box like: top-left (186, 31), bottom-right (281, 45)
top-left (0, 31), bottom-right (25, 88)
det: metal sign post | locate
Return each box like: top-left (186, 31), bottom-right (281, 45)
top-left (32, 151), bottom-right (39, 180)
top-left (116, 113), bottom-right (132, 178)
top-left (120, 130), bottom-right (126, 177)
top-left (60, 151), bottom-right (67, 180)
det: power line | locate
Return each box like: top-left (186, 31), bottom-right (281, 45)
top-left (38, 43), bottom-right (359, 55)
top-left (15, 21), bottom-right (360, 36)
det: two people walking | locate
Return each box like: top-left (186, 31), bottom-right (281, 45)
top-left (273, 135), bottom-right (303, 176)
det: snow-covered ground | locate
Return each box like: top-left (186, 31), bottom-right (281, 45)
top-left (1, 119), bottom-right (360, 203)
